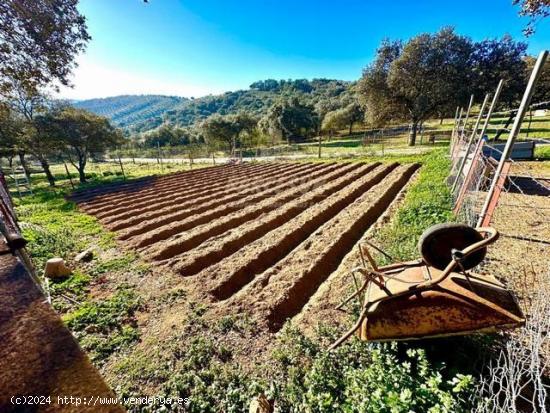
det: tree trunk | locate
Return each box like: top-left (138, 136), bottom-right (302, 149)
top-left (40, 158), bottom-right (56, 187)
top-left (78, 157), bottom-right (87, 183)
top-left (408, 122), bottom-right (418, 146)
top-left (349, 122), bottom-right (353, 135)
top-left (18, 152), bottom-right (31, 177)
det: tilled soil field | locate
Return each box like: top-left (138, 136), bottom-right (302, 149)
top-left (73, 161), bottom-right (419, 341)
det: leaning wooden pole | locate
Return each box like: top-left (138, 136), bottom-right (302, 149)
top-left (451, 93), bottom-right (490, 192)
top-left (476, 79), bottom-right (505, 144)
top-left (460, 95), bottom-right (475, 141)
top-left (450, 107), bottom-right (464, 156)
top-left (477, 51), bottom-right (548, 227)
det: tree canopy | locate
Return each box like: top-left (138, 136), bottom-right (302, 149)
top-left (259, 98), bottom-right (319, 144)
top-left (0, 0), bottom-right (90, 98)
top-left (357, 28), bottom-right (530, 146)
top-left (40, 107), bottom-right (122, 182)
top-left (513, 0), bottom-right (550, 35)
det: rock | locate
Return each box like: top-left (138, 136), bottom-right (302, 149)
top-left (44, 258), bottom-right (72, 279)
top-left (249, 394), bottom-right (272, 413)
top-left (75, 248), bottom-right (94, 263)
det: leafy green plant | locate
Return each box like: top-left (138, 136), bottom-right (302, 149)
top-left (63, 286), bottom-right (141, 361)
top-left (162, 336), bottom-right (263, 413)
top-left (269, 326), bottom-right (475, 413)
top-left (63, 286), bottom-right (140, 332)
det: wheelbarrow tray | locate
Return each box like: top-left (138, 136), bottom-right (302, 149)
top-left (359, 262), bottom-right (525, 342)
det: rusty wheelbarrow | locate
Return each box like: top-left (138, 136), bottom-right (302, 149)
top-left (330, 224), bottom-right (525, 349)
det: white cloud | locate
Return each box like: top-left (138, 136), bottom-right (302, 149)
top-left (56, 57), bottom-right (222, 100)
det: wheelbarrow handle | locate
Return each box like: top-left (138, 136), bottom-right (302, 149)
top-left (417, 226), bottom-right (499, 288)
top-left (462, 227), bottom-right (499, 256)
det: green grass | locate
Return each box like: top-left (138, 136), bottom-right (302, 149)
top-left (535, 144), bottom-right (550, 160)
top-left (63, 285), bottom-right (141, 361)
top-left (12, 168), bottom-right (160, 362)
top-left (372, 149), bottom-right (453, 262)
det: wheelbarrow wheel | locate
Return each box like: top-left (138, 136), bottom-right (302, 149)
top-left (418, 223), bottom-right (486, 271)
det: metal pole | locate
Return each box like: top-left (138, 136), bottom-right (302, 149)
top-left (477, 79), bottom-right (505, 143)
top-left (450, 107), bottom-right (464, 156)
top-left (452, 80), bottom-right (505, 195)
top-left (451, 93), bottom-right (490, 192)
top-left (477, 50), bottom-right (548, 227)
top-left (450, 106), bottom-right (460, 139)
top-left (460, 94), bottom-right (475, 141)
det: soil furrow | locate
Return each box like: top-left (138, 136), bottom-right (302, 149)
top-left (78, 164), bottom-right (249, 212)
top-left (82, 163), bottom-right (270, 215)
top-left (74, 163), bottom-right (236, 205)
top-left (170, 162), bottom-right (376, 276)
top-left (141, 162), bottom-right (348, 260)
top-left (235, 164), bottom-right (418, 332)
top-left (124, 162), bottom-right (336, 246)
top-left (203, 163), bottom-right (399, 301)
top-left (101, 162), bottom-right (304, 227)
top-left (88, 162), bottom-right (281, 213)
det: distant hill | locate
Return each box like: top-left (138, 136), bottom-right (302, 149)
top-left (73, 95), bottom-right (185, 132)
top-left (73, 79), bottom-right (354, 134)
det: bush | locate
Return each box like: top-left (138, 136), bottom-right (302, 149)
top-left (270, 326), bottom-right (475, 412)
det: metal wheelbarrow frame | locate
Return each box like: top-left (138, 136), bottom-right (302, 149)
top-left (330, 226), bottom-right (525, 349)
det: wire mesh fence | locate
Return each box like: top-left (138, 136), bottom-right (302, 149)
top-left (449, 51), bottom-right (549, 412)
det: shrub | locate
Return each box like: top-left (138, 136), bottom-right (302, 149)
top-left (270, 326), bottom-right (475, 412)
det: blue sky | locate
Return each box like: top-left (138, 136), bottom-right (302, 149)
top-left (58, 0), bottom-right (550, 100)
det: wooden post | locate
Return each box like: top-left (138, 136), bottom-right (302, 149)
top-left (318, 134), bottom-right (322, 159)
top-left (118, 152), bottom-right (126, 180)
top-left (478, 51), bottom-right (548, 227)
top-left (63, 162), bottom-right (75, 189)
top-left (157, 142), bottom-right (164, 173)
top-left (212, 153), bottom-right (215, 165)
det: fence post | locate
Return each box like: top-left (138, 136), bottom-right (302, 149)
top-left (450, 106), bottom-right (460, 140)
top-left (452, 80), bottom-right (505, 207)
top-left (157, 141), bottom-right (164, 173)
top-left (460, 94), bottom-right (475, 141)
top-left (450, 107), bottom-right (464, 156)
top-left (318, 134), bottom-right (322, 159)
top-left (477, 50), bottom-right (548, 227)
top-left (117, 150), bottom-right (126, 180)
top-left (451, 93), bottom-right (490, 192)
